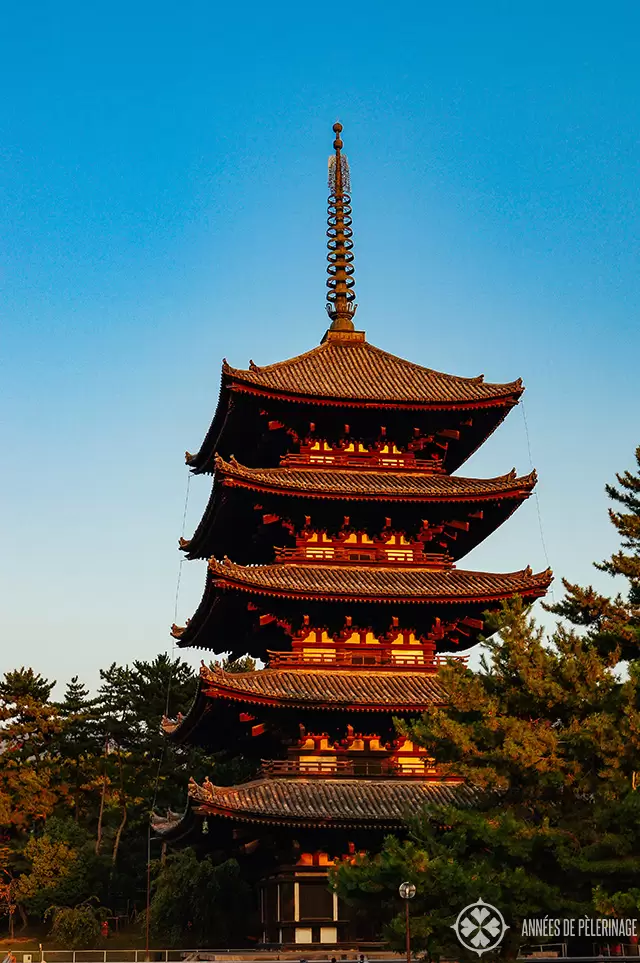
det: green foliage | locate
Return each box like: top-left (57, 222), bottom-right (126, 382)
top-left (45, 900), bottom-right (108, 949)
top-left (0, 668), bottom-right (55, 703)
top-left (598, 444), bottom-right (640, 592)
top-left (148, 850), bottom-right (253, 947)
top-left (407, 597), bottom-right (640, 803)
top-left (547, 445), bottom-right (640, 658)
top-left (220, 655), bottom-right (257, 674)
top-left (56, 678), bottom-right (102, 825)
top-left (15, 820), bottom-right (107, 917)
top-left (91, 655), bottom-right (204, 905)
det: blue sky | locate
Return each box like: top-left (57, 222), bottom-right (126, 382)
top-left (2, 1), bottom-right (639, 690)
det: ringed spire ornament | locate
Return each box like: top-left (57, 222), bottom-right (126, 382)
top-left (326, 122), bottom-right (357, 330)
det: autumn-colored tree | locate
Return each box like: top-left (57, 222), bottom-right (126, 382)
top-left (14, 819), bottom-right (106, 919)
top-left (0, 669), bottom-right (65, 831)
top-left (0, 671), bottom-right (64, 828)
top-left (0, 842), bottom-right (17, 938)
top-left (0, 669), bottom-right (71, 928)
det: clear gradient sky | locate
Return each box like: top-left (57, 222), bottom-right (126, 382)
top-left (2, 1), bottom-right (639, 691)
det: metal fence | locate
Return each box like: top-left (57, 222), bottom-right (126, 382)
top-left (10, 953), bottom-right (399, 963)
top-left (14, 954), bottom-right (196, 963)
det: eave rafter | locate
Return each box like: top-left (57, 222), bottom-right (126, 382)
top-left (225, 379), bottom-right (522, 412)
top-left (169, 560), bottom-right (552, 655)
top-left (179, 459), bottom-right (537, 561)
top-left (161, 661), bottom-right (450, 747)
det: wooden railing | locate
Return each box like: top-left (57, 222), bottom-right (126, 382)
top-left (280, 450), bottom-right (443, 471)
top-left (260, 758), bottom-right (436, 779)
top-left (266, 649), bottom-right (467, 670)
top-left (273, 546), bottom-right (452, 567)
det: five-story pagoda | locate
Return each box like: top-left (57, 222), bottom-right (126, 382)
top-left (154, 124), bottom-right (552, 947)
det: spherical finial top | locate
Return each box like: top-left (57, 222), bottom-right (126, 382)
top-left (333, 122), bottom-right (342, 133)
top-left (333, 121), bottom-right (343, 150)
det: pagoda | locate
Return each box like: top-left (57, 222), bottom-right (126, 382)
top-left (154, 124), bottom-right (552, 947)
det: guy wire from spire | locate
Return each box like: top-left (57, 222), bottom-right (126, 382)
top-left (326, 122), bottom-right (357, 330)
top-left (145, 469), bottom-right (193, 956)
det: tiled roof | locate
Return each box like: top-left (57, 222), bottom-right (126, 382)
top-left (151, 811), bottom-right (184, 834)
top-left (216, 456), bottom-right (537, 502)
top-left (224, 338), bottom-right (522, 407)
top-left (209, 558), bottom-right (553, 603)
top-left (198, 664), bottom-right (446, 710)
top-left (187, 776), bottom-right (476, 827)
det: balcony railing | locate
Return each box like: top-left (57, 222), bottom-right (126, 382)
top-left (260, 758), bottom-right (438, 779)
top-left (273, 546), bottom-right (451, 568)
top-left (280, 450), bottom-right (443, 471)
top-left (266, 649), bottom-right (467, 670)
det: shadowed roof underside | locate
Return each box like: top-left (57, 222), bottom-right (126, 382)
top-left (161, 666), bottom-right (447, 736)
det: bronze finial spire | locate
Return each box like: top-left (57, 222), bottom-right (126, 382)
top-left (326, 122), bottom-right (357, 331)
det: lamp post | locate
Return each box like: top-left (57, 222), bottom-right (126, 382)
top-left (399, 882), bottom-right (416, 963)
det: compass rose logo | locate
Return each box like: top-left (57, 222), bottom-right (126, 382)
top-left (451, 897), bottom-right (509, 956)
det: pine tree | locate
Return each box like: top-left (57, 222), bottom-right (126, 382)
top-left (220, 655), bottom-right (257, 674)
top-left (0, 668), bottom-right (54, 703)
top-left (599, 444), bottom-right (640, 592)
top-left (56, 678), bottom-right (102, 824)
top-left (92, 655), bottom-right (204, 913)
top-left (548, 445), bottom-right (640, 659)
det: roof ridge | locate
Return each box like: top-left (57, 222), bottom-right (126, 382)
top-left (361, 340), bottom-right (483, 384)
top-left (192, 775), bottom-right (461, 793)
top-left (219, 458), bottom-right (536, 487)
top-left (224, 339), bottom-right (524, 392)
top-left (226, 340), bottom-right (333, 376)
top-left (209, 557), bottom-right (552, 580)
top-left (223, 460), bottom-right (399, 477)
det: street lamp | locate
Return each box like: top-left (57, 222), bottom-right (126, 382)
top-left (399, 882), bottom-right (416, 963)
